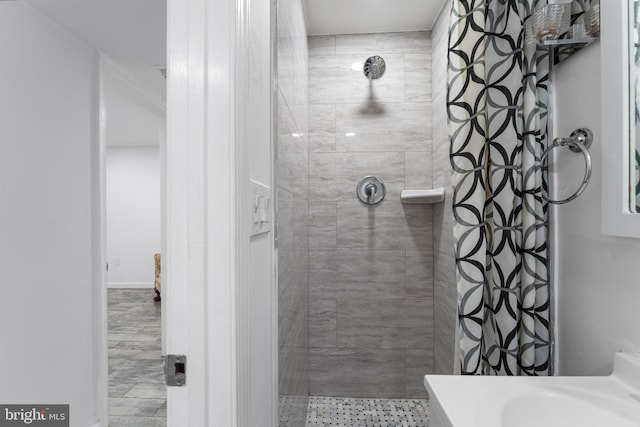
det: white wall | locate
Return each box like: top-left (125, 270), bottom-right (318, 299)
top-left (0, 2), bottom-right (101, 426)
top-left (554, 41), bottom-right (640, 375)
top-left (106, 146), bottom-right (161, 287)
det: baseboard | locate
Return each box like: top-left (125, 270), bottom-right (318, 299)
top-left (107, 282), bottom-right (154, 289)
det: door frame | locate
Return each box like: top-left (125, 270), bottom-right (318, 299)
top-left (165, 0), bottom-right (246, 423)
top-left (165, 0), bottom-right (277, 423)
top-left (95, 0), bottom-right (275, 423)
top-left (96, 54), bottom-right (167, 425)
top-left (94, 52), bottom-right (109, 427)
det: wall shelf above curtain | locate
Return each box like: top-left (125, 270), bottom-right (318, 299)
top-left (540, 37), bottom-right (595, 48)
top-left (535, 0), bottom-right (600, 64)
top-left (539, 37), bottom-right (597, 64)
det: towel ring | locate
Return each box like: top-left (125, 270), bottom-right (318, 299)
top-left (540, 128), bottom-right (593, 205)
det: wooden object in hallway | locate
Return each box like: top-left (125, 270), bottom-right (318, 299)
top-left (154, 253), bottom-right (161, 302)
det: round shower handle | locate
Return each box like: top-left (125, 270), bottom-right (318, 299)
top-left (357, 176), bottom-right (386, 205)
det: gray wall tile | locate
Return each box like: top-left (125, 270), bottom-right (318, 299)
top-left (335, 32), bottom-right (431, 55)
top-left (279, 345), bottom-right (309, 396)
top-left (432, 90), bottom-right (450, 193)
top-left (335, 103), bottom-right (431, 152)
top-left (433, 200), bottom-right (457, 374)
top-left (309, 299), bottom-right (337, 348)
top-left (310, 348), bottom-right (406, 398)
top-left (406, 349), bottom-right (433, 398)
top-left (406, 247), bottom-right (435, 298)
top-left (290, 101), bottom-right (310, 149)
top-left (278, 91), bottom-right (303, 151)
top-left (309, 104), bottom-right (336, 152)
top-left (336, 299), bottom-right (433, 349)
top-left (278, 249), bottom-right (296, 303)
top-left (309, 249), bottom-right (406, 299)
top-left (405, 151), bottom-right (434, 189)
top-left (335, 135), bottom-right (431, 154)
top-left (310, 54), bottom-right (405, 104)
top-left (277, 91), bottom-right (309, 198)
top-left (309, 203), bottom-right (337, 250)
top-left (278, 151), bottom-right (309, 200)
top-left (431, 5), bottom-right (451, 196)
top-left (293, 196), bottom-right (309, 250)
top-left (309, 152), bottom-right (405, 201)
top-left (277, 0), bottom-right (310, 411)
top-left (405, 53), bottom-right (432, 102)
top-left (337, 201), bottom-right (432, 250)
top-left (278, 1), bottom-right (308, 122)
top-left (309, 35), bottom-right (336, 56)
top-left (279, 249), bottom-right (309, 350)
top-left (278, 188), bottom-right (295, 250)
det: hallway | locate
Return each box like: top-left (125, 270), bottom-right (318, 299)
top-left (108, 289), bottom-right (166, 426)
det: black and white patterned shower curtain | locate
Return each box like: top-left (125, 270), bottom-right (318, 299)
top-left (448, 0), bottom-right (551, 376)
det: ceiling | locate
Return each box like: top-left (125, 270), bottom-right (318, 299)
top-left (23, 0), bottom-right (166, 66)
top-left (303, 0), bottom-right (449, 36)
top-left (21, 1), bottom-right (167, 147)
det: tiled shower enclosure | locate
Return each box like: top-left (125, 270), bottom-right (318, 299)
top-left (277, 0), bottom-right (457, 423)
top-left (307, 31), bottom-right (435, 399)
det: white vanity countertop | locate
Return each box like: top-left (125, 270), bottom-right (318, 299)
top-left (424, 353), bottom-right (640, 427)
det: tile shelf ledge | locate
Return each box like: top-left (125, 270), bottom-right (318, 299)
top-left (400, 188), bottom-right (445, 204)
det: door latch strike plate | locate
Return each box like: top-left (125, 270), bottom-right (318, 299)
top-left (165, 354), bottom-right (187, 386)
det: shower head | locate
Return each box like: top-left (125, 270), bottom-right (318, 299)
top-left (363, 56), bottom-right (386, 80)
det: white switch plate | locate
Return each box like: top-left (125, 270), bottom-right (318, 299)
top-left (250, 180), bottom-right (271, 236)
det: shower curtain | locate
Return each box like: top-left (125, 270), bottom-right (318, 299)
top-left (447, 0), bottom-right (551, 376)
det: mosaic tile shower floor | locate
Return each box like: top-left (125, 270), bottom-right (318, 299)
top-left (300, 396), bottom-right (429, 427)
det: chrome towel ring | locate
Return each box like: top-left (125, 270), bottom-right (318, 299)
top-left (540, 128), bottom-right (593, 205)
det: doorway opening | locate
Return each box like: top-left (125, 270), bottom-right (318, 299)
top-left (102, 57), bottom-right (167, 426)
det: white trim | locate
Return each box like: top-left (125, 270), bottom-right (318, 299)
top-left (270, 0), bottom-right (279, 423)
top-left (101, 56), bottom-right (166, 117)
top-left (235, 0), bottom-right (250, 423)
top-left (166, 0), bottom-right (240, 423)
top-left (166, 0), bottom-right (203, 422)
top-left (234, 0), bottom-right (278, 422)
top-left (548, 54), bottom-right (559, 376)
top-left (601, 1), bottom-right (640, 237)
top-left (107, 282), bottom-right (155, 289)
top-left (160, 121), bottom-right (168, 356)
top-left (203, 0), bottom-right (239, 420)
top-left (166, 0), bottom-right (277, 423)
top-left (94, 53), bottom-right (109, 427)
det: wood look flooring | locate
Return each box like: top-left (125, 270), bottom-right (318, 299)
top-left (108, 289), bottom-right (166, 427)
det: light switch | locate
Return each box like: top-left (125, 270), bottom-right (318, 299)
top-left (259, 197), bottom-right (269, 222)
top-left (250, 180), bottom-right (271, 236)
